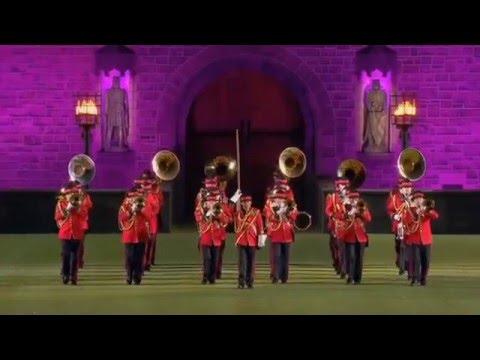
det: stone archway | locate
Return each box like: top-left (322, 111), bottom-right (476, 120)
top-left (158, 46), bottom-right (335, 224)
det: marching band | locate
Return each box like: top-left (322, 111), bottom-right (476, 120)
top-left (53, 133), bottom-right (439, 288)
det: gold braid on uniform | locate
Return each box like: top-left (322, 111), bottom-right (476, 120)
top-left (55, 200), bottom-right (71, 229)
top-left (118, 203), bottom-right (136, 231)
top-left (234, 208), bottom-right (258, 234)
top-left (403, 207), bottom-right (421, 235)
top-left (196, 204), bottom-right (213, 235)
top-left (268, 203), bottom-right (293, 232)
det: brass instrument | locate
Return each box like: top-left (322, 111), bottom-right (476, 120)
top-left (152, 150), bottom-right (181, 182)
top-left (131, 195), bottom-right (146, 213)
top-left (356, 199), bottom-right (367, 214)
top-left (276, 147), bottom-right (311, 230)
top-left (212, 202), bottom-right (223, 217)
top-left (278, 147), bottom-right (307, 179)
top-left (204, 155), bottom-right (237, 181)
top-left (423, 198), bottom-right (435, 211)
top-left (67, 192), bottom-right (82, 209)
top-left (397, 147), bottom-right (426, 181)
top-left (337, 159), bottom-right (366, 190)
top-left (68, 154), bottom-right (96, 185)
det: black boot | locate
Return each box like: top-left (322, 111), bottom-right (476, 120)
top-left (346, 277), bottom-right (353, 284)
top-left (133, 275), bottom-right (142, 285)
top-left (271, 278), bottom-right (279, 284)
top-left (237, 283), bottom-right (245, 289)
top-left (62, 275), bottom-right (69, 285)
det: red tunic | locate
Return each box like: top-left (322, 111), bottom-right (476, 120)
top-left (325, 193), bottom-right (346, 237)
top-left (194, 204), bottom-right (230, 247)
top-left (336, 209), bottom-right (372, 244)
top-left (118, 200), bottom-right (151, 244)
top-left (386, 191), bottom-right (407, 234)
top-left (81, 193), bottom-right (93, 231)
top-left (146, 189), bottom-right (164, 235)
top-left (264, 203), bottom-right (298, 243)
top-left (403, 209), bottom-right (439, 246)
top-left (235, 207), bottom-right (264, 247)
top-left (55, 200), bottom-right (88, 241)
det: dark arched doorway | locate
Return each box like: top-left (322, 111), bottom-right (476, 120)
top-left (184, 69), bottom-right (306, 218)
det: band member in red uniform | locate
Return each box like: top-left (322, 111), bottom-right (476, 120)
top-left (118, 188), bottom-right (151, 285)
top-left (216, 179), bottom-right (232, 279)
top-left (264, 191), bottom-right (298, 284)
top-left (403, 192), bottom-right (439, 286)
top-left (135, 170), bottom-right (163, 271)
top-left (73, 181), bottom-right (93, 269)
top-left (149, 178), bottom-right (164, 266)
top-left (387, 178), bottom-right (413, 275)
top-left (194, 190), bottom-right (231, 284)
top-left (264, 170), bottom-right (295, 280)
top-left (234, 195), bottom-right (264, 289)
top-left (325, 178), bottom-right (350, 278)
top-left (55, 185), bottom-right (89, 285)
top-left (325, 178), bottom-right (350, 275)
top-left (336, 192), bottom-right (372, 285)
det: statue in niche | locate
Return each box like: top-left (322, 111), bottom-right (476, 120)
top-left (362, 79), bottom-right (388, 153)
top-left (104, 76), bottom-right (129, 151)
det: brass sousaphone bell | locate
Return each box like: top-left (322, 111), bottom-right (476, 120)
top-left (277, 146), bottom-right (311, 231)
top-left (152, 150), bottom-right (181, 181)
top-left (337, 159), bottom-right (366, 190)
top-left (278, 147), bottom-right (307, 179)
top-left (68, 154), bottom-right (96, 185)
top-left (204, 155), bottom-right (237, 181)
top-left (397, 147), bottom-right (426, 181)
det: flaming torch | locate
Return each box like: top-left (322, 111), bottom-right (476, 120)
top-left (391, 94), bottom-right (417, 150)
top-left (75, 95), bottom-right (100, 156)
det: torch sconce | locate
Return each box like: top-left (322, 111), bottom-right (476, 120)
top-left (391, 93), bottom-right (417, 150)
top-left (75, 94), bottom-right (100, 156)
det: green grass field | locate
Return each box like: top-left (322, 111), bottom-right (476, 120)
top-left (0, 232), bottom-right (479, 314)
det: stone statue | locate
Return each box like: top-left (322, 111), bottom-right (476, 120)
top-left (104, 76), bottom-right (129, 151)
top-left (362, 80), bottom-right (388, 153)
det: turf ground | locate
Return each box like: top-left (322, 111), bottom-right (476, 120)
top-left (0, 232), bottom-right (479, 314)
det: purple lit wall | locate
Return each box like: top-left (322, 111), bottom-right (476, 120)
top-left (0, 45), bottom-right (479, 190)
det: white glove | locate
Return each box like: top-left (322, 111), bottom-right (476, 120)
top-left (66, 203), bottom-right (74, 211)
top-left (132, 204), bottom-right (139, 213)
top-left (393, 214), bottom-right (401, 222)
top-left (277, 205), bottom-right (287, 216)
top-left (229, 189), bottom-right (242, 203)
top-left (206, 209), bottom-right (214, 218)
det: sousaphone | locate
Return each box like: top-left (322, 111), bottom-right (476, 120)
top-left (397, 147), bottom-right (426, 181)
top-left (68, 154), bottom-right (96, 185)
top-left (278, 146), bottom-right (311, 231)
top-left (278, 147), bottom-right (307, 179)
top-left (337, 159), bottom-right (366, 190)
top-left (204, 155), bottom-right (237, 182)
top-left (152, 150), bottom-right (181, 181)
